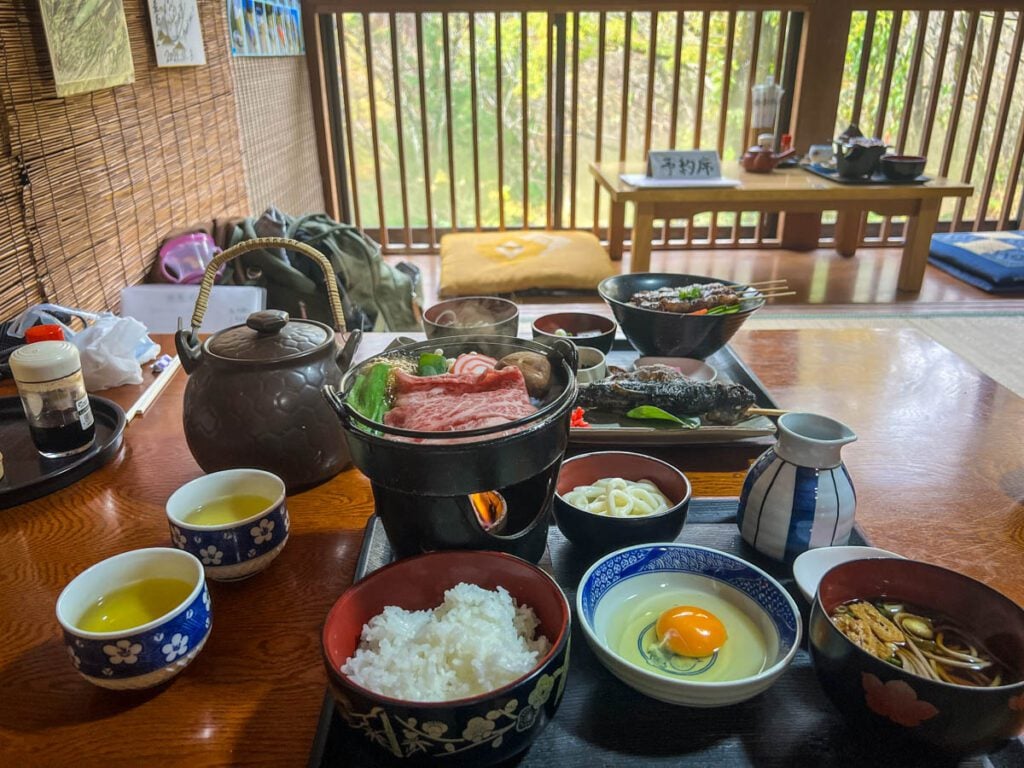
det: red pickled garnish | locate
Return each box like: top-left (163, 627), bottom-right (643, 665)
top-left (570, 406), bottom-right (590, 428)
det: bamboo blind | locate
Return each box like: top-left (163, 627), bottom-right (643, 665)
top-left (0, 0), bottom-right (249, 319)
top-left (231, 56), bottom-right (326, 216)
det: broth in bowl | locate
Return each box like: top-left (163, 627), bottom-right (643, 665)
top-left (829, 599), bottom-right (1013, 687)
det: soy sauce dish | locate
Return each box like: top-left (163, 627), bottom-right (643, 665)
top-left (577, 543), bottom-right (801, 707)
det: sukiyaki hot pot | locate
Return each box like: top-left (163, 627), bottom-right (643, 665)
top-left (323, 336), bottom-right (578, 562)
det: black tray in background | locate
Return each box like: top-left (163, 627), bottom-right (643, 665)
top-left (801, 163), bottom-right (931, 185)
top-left (0, 395), bottom-right (126, 509)
top-left (309, 500), bottom-right (1024, 768)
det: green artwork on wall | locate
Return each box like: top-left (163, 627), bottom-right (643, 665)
top-left (39, 0), bottom-right (135, 97)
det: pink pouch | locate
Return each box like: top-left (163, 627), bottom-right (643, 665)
top-left (158, 233), bottom-right (224, 284)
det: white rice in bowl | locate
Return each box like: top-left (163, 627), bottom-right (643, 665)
top-left (341, 582), bottom-right (551, 701)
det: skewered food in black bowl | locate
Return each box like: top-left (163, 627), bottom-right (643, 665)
top-left (599, 273), bottom-right (783, 359)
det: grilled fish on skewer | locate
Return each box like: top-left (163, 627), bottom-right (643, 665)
top-left (576, 377), bottom-right (757, 424)
top-left (629, 282), bottom-right (758, 315)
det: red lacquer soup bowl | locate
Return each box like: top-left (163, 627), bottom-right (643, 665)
top-left (809, 558), bottom-right (1024, 756)
top-left (322, 550), bottom-right (571, 765)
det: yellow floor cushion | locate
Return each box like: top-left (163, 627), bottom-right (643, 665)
top-left (439, 230), bottom-right (616, 297)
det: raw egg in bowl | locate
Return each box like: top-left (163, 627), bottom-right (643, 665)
top-left (577, 543), bottom-right (801, 707)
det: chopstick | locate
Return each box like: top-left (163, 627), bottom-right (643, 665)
top-left (747, 406), bottom-right (788, 417)
top-left (126, 356), bottom-right (182, 423)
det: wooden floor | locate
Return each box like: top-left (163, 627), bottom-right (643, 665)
top-left (387, 245), bottom-right (1024, 314)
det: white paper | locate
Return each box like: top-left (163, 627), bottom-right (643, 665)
top-left (620, 174), bottom-right (742, 189)
top-left (149, 0), bottom-right (206, 67)
top-left (120, 285), bottom-right (266, 333)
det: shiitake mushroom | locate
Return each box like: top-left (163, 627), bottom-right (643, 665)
top-left (496, 351), bottom-right (552, 398)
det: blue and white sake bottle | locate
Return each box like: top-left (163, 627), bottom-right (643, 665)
top-left (737, 412), bottom-right (857, 563)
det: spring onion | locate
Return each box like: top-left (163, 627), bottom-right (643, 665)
top-left (350, 362), bottom-right (393, 423)
top-left (417, 352), bottom-right (449, 376)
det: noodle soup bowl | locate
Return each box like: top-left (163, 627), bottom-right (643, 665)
top-left (322, 550), bottom-right (572, 766)
top-left (553, 451), bottom-right (691, 554)
top-left (577, 543), bottom-right (802, 707)
top-left (810, 558), bottom-right (1024, 755)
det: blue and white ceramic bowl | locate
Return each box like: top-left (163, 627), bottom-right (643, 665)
top-left (166, 469), bottom-right (289, 582)
top-left (576, 543), bottom-right (801, 707)
top-left (55, 547), bottom-right (211, 691)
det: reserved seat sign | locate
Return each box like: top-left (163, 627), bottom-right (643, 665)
top-left (647, 150), bottom-right (723, 180)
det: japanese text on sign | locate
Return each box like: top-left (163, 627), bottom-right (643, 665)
top-left (646, 150), bottom-right (722, 180)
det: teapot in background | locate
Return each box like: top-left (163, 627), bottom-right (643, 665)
top-left (175, 237), bottom-right (361, 490)
top-left (740, 133), bottom-right (797, 174)
top-left (833, 124), bottom-right (888, 179)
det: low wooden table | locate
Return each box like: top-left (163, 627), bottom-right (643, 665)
top-left (589, 163), bottom-right (973, 292)
top-left (1, 328), bottom-right (1021, 763)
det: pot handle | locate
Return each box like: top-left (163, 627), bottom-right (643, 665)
top-left (321, 384), bottom-right (352, 428)
top-left (549, 337), bottom-right (579, 374)
top-left (186, 237), bottom-right (347, 337)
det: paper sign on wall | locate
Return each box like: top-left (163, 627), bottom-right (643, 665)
top-left (646, 150), bottom-right (723, 180)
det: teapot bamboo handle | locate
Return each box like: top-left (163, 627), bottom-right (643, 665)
top-left (188, 237), bottom-right (347, 334)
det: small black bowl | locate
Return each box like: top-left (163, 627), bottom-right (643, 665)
top-left (532, 312), bottom-right (617, 354)
top-left (880, 154), bottom-right (927, 182)
top-left (423, 296), bottom-right (519, 340)
top-left (553, 451), bottom-right (691, 554)
top-left (598, 273), bottom-right (763, 359)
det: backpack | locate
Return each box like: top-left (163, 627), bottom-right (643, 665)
top-left (226, 208), bottom-right (421, 332)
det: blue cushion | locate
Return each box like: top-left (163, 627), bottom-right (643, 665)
top-left (929, 231), bottom-right (1024, 293)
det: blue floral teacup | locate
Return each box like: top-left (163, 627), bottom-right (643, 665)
top-left (55, 547), bottom-right (211, 690)
top-left (166, 469), bottom-right (289, 582)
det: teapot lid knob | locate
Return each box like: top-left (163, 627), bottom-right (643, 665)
top-left (247, 310), bottom-right (289, 335)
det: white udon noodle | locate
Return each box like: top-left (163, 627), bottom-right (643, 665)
top-left (563, 478), bottom-right (671, 517)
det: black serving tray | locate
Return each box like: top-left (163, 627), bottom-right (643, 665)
top-left (309, 500), bottom-right (1024, 768)
top-left (0, 395), bottom-right (126, 509)
top-left (802, 163), bottom-right (931, 185)
top-left (570, 342), bottom-right (779, 447)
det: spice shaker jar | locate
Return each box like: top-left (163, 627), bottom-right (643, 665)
top-left (9, 341), bottom-right (95, 458)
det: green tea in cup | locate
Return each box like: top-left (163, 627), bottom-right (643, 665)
top-left (184, 494), bottom-right (274, 526)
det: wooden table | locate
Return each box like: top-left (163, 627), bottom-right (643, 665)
top-left (1, 328), bottom-right (1022, 764)
top-left (589, 163), bottom-right (973, 292)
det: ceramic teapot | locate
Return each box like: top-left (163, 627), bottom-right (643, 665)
top-left (175, 237), bottom-right (361, 490)
top-left (740, 133), bottom-right (796, 173)
top-left (833, 134), bottom-right (887, 179)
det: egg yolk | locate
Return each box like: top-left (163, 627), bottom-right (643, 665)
top-left (655, 605), bottom-right (728, 658)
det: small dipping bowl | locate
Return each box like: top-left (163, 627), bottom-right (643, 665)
top-left (880, 154), bottom-right (927, 181)
top-left (423, 296), bottom-right (520, 340)
top-left (323, 550), bottom-right (572, 765)
top-left (55, 547), bottom-right (211, 690)
top-left (634, 356), bottom-right (717, 383)
top-left (576, 347), bottom-right (608, 384)
top-left (532, 312), bottom-right (617, 354)
top-left (578, 543), bottom-right (801, 707)
top-left (166, 469), bottom-right (289, 582)
top-left (554, 451), bottom-right (691, 553)
top-left (792, 545), bottom-right (903, 603)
